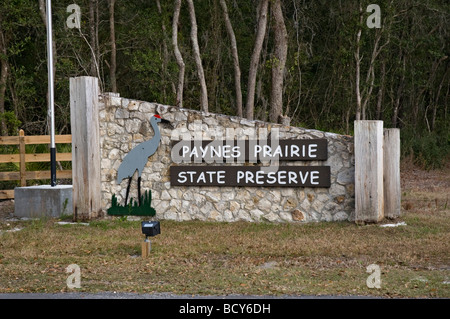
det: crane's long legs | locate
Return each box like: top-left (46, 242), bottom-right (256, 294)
top-left (124, 176), bottom-right (132, 206)
top-left (138, 176), bottom-right (142, 206)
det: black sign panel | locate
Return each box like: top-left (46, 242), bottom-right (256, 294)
top-left (170, 165), bottom-right (331, 187)
top-left (171, 139), bottom-right (328, 162)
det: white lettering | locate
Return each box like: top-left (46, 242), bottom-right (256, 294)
top-left (66, 4), bottom-right (81, 29)
top-left (232, 146), bottom-right (241, 158)
top-left (263, 145), bottom-right (272, 157)
top-left (266, 172), bottom-right (277, 184)
top-left (66, 264), bottom-right (81, 289)
top-left (174, 168), bottom-right (326, 186)
top-left (237, 171), bottom-right (245, 183)
top-left (366, 264), bottom-right (381, 288)
top-left (179, 303), bottom-right (213, 316)
top-left (311, 171), bottom-right (319, 185)
top-left (278, 171), bottom-right (286, 184)
top-left (255, 171), bottom-right (264, 184)
top-left (254, 144), bottom-right (262, 156)
top-left (197, 172), bottom-right (206, 183)
top-left (189, 148), bottom-right (198, 158)
top-left (217, 171), bottom-right (226, 184)
top-left (366, 4), bottom-right (381, 29)
top-left (288, 171), bottom-right (297, 184)
top-left (223, 145), bottom-right (231, 158)
top-left (177, 171), bottom-right (187, 183)
top-left (291, 145), bottom-right (299, 157)
top-left (308, 144), bottom-right (317, 158)
top-left (181, 145), bottom-right (190, 158)
top-left (245, 171), bottom-right (254, 184)
top-left (223, 304), bottom-right (270, 314)
top-left (211, 145), bottom-right (221, 158)
top-left (200, 146), bottom-right (208, 157)
top-left (272, 145), bottom-right (283, 157)
top-left (186, 171), bottom-right (196, 183)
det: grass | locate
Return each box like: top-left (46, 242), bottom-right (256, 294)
top-left (0, 209), bottom-right (448, 298)
top-left (107, 191), bottom-right (156, 217)
top-left (0, 161), bottom-right (448, 298)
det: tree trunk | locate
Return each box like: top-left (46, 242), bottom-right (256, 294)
top-left (89, 0), bottom-right (98, 77)
top-left (355, 9), bottom-right (362, 121)
top-left (392, 56), bottom-right (405, 128)
top-left (432, 67), bottom-right (449, 131)
top-left (269, 0), bottom-right (288, 124)
top-left (156, 0), bottom-right (173, 102)
top-left (376, 60), bottom-right (386, 120)
top-left (245, 0), bottom-right (269, 120)
top-left (0, 29), bottom-right (8, 136)
top-left (187, 0), bottom-right (208, 113)
top-left (220, 0), bottom-right (243, 118)
top-left (109, 0), bottom-right (117, 93)
top-left (172, 0), bottom-right (185, 108)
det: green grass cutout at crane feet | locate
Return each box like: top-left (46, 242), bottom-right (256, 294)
top-left (107, 190), bottom-right (156, 217)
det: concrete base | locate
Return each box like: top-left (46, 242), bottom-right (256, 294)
top-left (14, 185), bottom-right (73, 218)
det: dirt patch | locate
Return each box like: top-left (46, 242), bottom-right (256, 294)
top-left (0, 200), bottom-right (14, 220)
top-left (401, 160), bottom-right (450, 193)
top-left (401, 158), bottom-right (450, 210)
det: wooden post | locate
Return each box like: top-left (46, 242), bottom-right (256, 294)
top-left (141, 240), bottom-right (151, 258)
top-left (70, 77), bottom-right (101, 220)
top-left (384, 128), bottom-right (401, 219)
top-left (354, 120), bottom-right (384, 223)
top-left (19, 129), bottom-right (26, 187)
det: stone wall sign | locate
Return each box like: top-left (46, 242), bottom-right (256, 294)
top-left (97, 93), bottom-right (356, 223)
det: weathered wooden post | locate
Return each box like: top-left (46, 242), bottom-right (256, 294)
top-left (19, 129), bottom-right (26, 187)
top-left (70, 76), bottom-right (101, 220)
top-left (354, 120), bottom-right (384, 223)
top-left (384, 128), bottom-right (401, 219)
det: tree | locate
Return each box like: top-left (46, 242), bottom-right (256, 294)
top-left (269, 0), bottom-right (288, 124)
top-left (172, 0), bottom-right (185, 108)
top-left (245, 0), bottom-right (269, 120)
top-left (156, 0), bottom-right (174, 103)
top-left (0, 0), bottom-right (448, 169)
top-left (109, 0), bottom-right (117, 93)
top-left (220, 0), bottom-right (243, 117)
top-left (89, 0), bottom-right (98, 77)
top-left (186, 0), bottom-right (208, 113)
top-left (355, 4), bottom-right (363, 121)
top-left (0, 26), bottom-right (9, 135)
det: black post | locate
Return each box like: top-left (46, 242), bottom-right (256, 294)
top-left (50, 147), bottom-right (57, 186)
top-left (138, 176), bottom-right (142, 206)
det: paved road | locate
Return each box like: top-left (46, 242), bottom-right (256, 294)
top-left (0, 292), bottom-right (380, 299)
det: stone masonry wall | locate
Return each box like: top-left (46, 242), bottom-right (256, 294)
top-left (99, 93), bottom-right (355, 223)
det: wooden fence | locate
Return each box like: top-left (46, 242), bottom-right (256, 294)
top-left (0, 129), bottom-right (72, 199)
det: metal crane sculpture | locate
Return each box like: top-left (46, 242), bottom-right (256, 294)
top-left (116, 114), bottom-right (170, 206)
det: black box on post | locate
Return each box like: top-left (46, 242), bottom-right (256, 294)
top-left (141, 221), bottom-right (161, 237)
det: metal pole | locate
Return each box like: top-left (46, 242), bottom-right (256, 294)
top-left (46, 0), bottom-right (57, 186)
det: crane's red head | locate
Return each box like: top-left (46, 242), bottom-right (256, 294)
top-left (153, 113), bottom-right (171, 126)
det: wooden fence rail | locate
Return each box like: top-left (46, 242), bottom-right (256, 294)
top-left (0, 129), bottom-right (72, 199)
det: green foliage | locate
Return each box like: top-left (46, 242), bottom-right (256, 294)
top-left (0, 112), bottom-right (21, 136)
top-left (401, 126), bottom-right (450, 170)
top-left (0, 0), bottom-right (447, 162)
top-left (108, 190), bottom-right (156, 217)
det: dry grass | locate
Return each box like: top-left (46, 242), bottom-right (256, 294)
top-left (0, 162), bottom-right (448, 298)
top-left (0, 212), bottom-right (448, 297)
